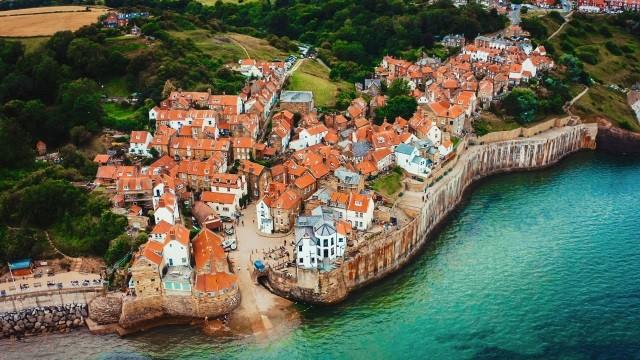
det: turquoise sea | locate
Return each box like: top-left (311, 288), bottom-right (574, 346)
top-left (3, 151), bottom-right (640, 359)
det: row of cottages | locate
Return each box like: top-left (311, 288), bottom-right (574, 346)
top-left (374, 35), bottom-right (554, 136)
top-left (268, 110), bottom-right (294, 153)
top-left (129, 222), bottom-right (192, 297)
top-left (255, 143), bottom-right (342, 233)
top-left (578, 0), bottom-right (640, 11)
top-left (192, 229), bottom-right (239, 299)
top-left (130, 225), bottom-right (237, 300)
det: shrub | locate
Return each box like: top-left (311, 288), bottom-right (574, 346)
top-left (599, 26), bottom-right (612, 38)
top-left (605, 41), bottom-right (623, 55)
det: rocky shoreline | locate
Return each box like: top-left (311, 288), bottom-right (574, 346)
top-left (596, 119), bottom-right (640, 154)
top-left (1, 304), bottom-right (87, 339)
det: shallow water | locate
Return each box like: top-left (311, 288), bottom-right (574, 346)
top-left (2, 151), bottom-right (640, 360)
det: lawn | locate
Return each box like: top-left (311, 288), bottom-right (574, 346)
top-left (105, 36), bottom-right (147, 57)
top-left (102, 78), bottom-right (131, 97)
top-left (169, 30), bottom-right (285, 63)
top-left (371, 171), bottom-right (403, 197)
top-left (473, 112), bottom-right (521, 135)
top-left (103, 102), bottom-right (144, 131)
top-left (287, 59), bottom-right (354, 108)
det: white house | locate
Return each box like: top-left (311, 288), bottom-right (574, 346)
top-left (295, 209), bottom-right (350, 269)
top-left (161, 224), bottom-right (191, 267)
top-left (201, 191), bottom-right (238, 218)
top-left (370, 148), bottom-right (394, 172)
top-left (289, 124), bottom-right (328, 151)
top-left (154, 192), bottom-right (180, 225)
top-left (210, 174), bottom-right (248, 198)
top-left (327, 191), bottom-right (374, 231)
top-left (395, 143), bottom-right (432, 177)
top-left (238, 59), bottom-right (262, 78)
top-left (427, 124), bottom-right (442, 146)
top-left (129, 131), bottom-right (153, 157)
top-left (438, 138), bottom-right (454, 158)
top-left (256, 198), bottom-right (274, 234)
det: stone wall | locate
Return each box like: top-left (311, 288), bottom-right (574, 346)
top-left (115, 287), bottom-right (241, 329)
top-left (266, 124), bottom-right (598, 304)
top-left (475, 116), bottom-right (575, 144)
top-left (1, 304), bottom-right (87, 339)
top-left (119, 296), bottom-right (165, 328)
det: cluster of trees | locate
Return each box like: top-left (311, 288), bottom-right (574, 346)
top-left (0, 32), bottom-right (121, 168)
top-left (374, 79), bottom-right (418, 125)
top-left (502, 75), bottom-right (573, 124)
top-left (132, 0), bottom-right (507, 82)
top-left (0, 165), bottom-right (127, 259)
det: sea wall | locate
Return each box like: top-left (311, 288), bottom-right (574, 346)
top-left (266, 124), bottom-right (598, 304)
top-left (113, 287), bottom-right (241, 329)
top-left (1, 304), bottom-right (87, 339)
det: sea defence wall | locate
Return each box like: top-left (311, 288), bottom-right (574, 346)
top-left (1, 304), bottom-right (88, 339)
top-left (265, 124), bottom-right (598, 304)
top-left (89, 286), bottom-right (240, 329)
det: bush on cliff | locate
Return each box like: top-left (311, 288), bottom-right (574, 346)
top-left (502, 88), bottom-right (538, 124)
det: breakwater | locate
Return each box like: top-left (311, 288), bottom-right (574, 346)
top-left (1, 304), bottom-right (87, 339)
top-left (265, 124), bottom-right (598, 304)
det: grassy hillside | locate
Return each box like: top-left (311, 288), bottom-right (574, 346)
top-left (169, 30), bottom-right (286, 63)
top-left (547, 14), bottom-right (640, 129)
top-left (286, 59), bottom-right (354, 108)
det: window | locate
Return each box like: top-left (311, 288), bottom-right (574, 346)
top-left (331, 248), bottom-right (335, 256)
top-left (182, 257), bottom-right (187, 264)
top-left (299, 258), bottom-right (304, 264)
top-left (331, 239), bottom-right (334, 246)
top-left (323, 239), bottom-right (328, 247)
top-left (169, 258), bottom-right (173, 266)
top-left (324, 249), bottom-right (328, 257)
top-left (298, 245), bottom-right (303, 252)
top-left (317, 248), bottom-right (320, 256)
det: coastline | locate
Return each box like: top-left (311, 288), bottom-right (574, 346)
top-left (6, 121), bottom-right (639, 340)
top-left (264, 124), bottom-right (599, 304)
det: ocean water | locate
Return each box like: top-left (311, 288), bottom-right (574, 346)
top-left (2, 151), bottom-right (640, 360)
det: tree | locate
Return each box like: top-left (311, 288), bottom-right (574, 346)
top-left (502, 88), bottom-right (538, 124)
top-left (59, 78), bottom-right (103, 131)
top-left (0, 117), bottom-right (34, 168)
top-left (104, 234), bottom-right (132, 265)
top-left (374, 95), bottom-right (417, 125)
top-left (66, 38), bottom-right (108, 78)
top-left (386, 79), bottom-right (411, 98)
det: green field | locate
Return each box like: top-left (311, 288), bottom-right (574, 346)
top-left (287, 59), bottom-right (354, 108)
top-left (169, 30), bottom-right (285, 63)
top-left (105, 36), bottom-right (147, 56)
top-left (371, 171), bottom-right (403, 197)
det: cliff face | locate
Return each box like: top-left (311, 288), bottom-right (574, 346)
top-left (597, 119), bottom-right (640, 154)
top-left (266, 124), bottom-right (598, 304)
